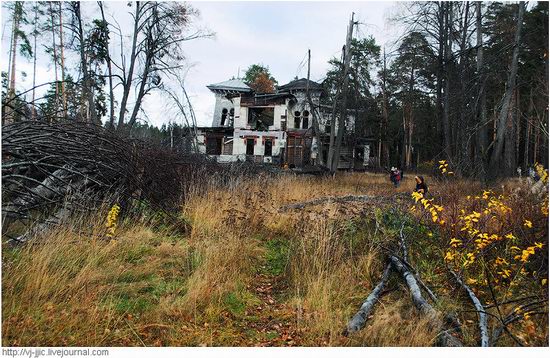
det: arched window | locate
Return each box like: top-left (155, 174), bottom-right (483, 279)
top-left (294, 111), bottom-right (301, 128)
top-left (229, 108), bottom-right (235, 126)
top-left (221, 108), bottom-right (228, 126)
top-left (302, 110), bottom-right (309, 129)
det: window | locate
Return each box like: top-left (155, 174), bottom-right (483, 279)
top-left (325, 125), bottom-right (331, 133)
top-left (206, 137), bottom-right (222, 155)
top-left (221, 108), bottom-right (228, 126)
top-left (248, 108), bottom-right (274, 131)
top-left (246, 138), bottom-right (255, 155)
top-left (228, 108), bottom-right (235, 126)
top-left (302, 110), bottom-right (309, 129)
top-left (281, 120), bottom-right (287, 131)
top-left (294, 111), bottom-right (301, 128)
top-left (264, 139), bottom-right (273, 156)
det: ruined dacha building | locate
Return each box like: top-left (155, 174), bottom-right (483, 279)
top-left (196, 78), bottom-right (378, 169)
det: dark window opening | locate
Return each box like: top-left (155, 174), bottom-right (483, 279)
top-left (221, 108), bottom-right (228, 126)
top-left (264, 139), bottom-right (273, 156)
top-left (302, 110), bottom-right (309, 129)
top-left (281, 120), bottom-right (287, 131)
top-left (206, 137), bottom-right (222, 155)
top-left (228, 108), bottom-right (235, 126)
top-left (294, 111), bottom-right (301, 128)
top-left (325, 125), bottom-right (331, 133)
top-left (248, 107), bottom-right (274, 131)
top-left (246, 138), bottom-right (255, 155)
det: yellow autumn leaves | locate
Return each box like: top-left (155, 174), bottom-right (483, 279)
top-left (411, 179), bottom-right (546, 284)
top-left (438, 160), bottom-right (454, 175)
top-left (105, 203), bottom-right (120, 238)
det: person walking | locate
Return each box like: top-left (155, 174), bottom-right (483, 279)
top-left (390, 167), bottom-right (401, 188)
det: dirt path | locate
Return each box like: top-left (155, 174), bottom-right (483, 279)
top-left (244, 263), bottom-right (302, 346)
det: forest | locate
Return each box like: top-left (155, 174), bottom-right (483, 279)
top-left (2, 2), bottom-right (548, 179)
top-left (1, 0), bottom-right (549, 350)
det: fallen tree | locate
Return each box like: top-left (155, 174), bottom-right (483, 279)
top-left (344, 262), bottom-right (392, 335)
top-left (344, 220), bottom-right (462, 346)
top-left (389, 254), bottom-right (463, 347)
top-left (1, 121), bottom-right (271, 243)
top-left (278, 194), bottom-right (375, 212)
top-left (449, 270), bottom-right (489, 347)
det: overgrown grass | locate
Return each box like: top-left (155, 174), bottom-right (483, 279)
top-left (2, 172), bottom-right (547, 346)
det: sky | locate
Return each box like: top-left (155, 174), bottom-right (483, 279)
top-left (1, 0), bottom-right (404, 127)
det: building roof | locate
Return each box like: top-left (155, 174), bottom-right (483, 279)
top-left (278, 78), bottom-right (323, 92)
top-left (207, 79), bottom-right (252, 93)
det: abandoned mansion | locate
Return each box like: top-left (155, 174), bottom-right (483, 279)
top-left (196, 78), bottom-right (377, 169)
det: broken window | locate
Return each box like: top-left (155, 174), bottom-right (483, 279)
top-left (221, 108), bottom-right (228, 126)
top-left (294, 111), bottom-right (301, 128)
top-left (302, 110), bottom-right (309, 129)
top-left (246, 138), bottom-right (255, 156)
top-left (248, 107), bottom-right (274, 131)
top-left (206, 137), bottom-right (222, 155)
top-left (264, 139), bottom-right (273, 156)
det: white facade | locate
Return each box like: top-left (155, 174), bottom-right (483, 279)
top-left (199, 78), bottom-right (359, 165)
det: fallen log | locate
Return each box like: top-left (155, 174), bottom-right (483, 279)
top-left (397, 221), bottom-right (438, 303)
top-left (278, 195), bottom-right (375, 211)
top-left (390, 255), bottom-right (463, 347)
top-left (344, 262), bottom-right (393, 335)
top-left (449, 270), bottom-right (489, 347)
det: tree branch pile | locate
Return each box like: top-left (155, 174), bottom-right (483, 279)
top-left (1, 121), bottom-right (261, 242)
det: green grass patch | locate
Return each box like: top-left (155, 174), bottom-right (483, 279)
top-left (263, 238), bottom-right (290, 276)
top-left (112, 295), bottom-right (154, 315)
top-left (223, 288), bottom-right (261, 317)
top-left (115, 271), bottom-right (155, 284)
top-left (124, 244), bottom-right (153, 264)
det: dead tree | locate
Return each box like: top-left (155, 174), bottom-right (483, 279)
top-left (345, 262), bottom-right (392, 334)
top-left (449, 270), bottom-right (489, 347)
top-left (331, 13), bottom-right (356, 172)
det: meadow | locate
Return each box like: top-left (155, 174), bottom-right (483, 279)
top-left (2, 171), bottom-right (548, 346)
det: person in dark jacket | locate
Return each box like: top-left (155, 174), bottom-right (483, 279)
top-left (390, 167), bottom-right (401, 187)
top-left (414, 175), bottom-right (428, 195)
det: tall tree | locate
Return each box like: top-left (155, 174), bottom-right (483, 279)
top-left (4, 1), bottom-right (32, 123)
top-left (97, 1), bottom-right (115, 128)
top-left (68, 1), bottom-right (97, 123)
top-left (489, 2), bottom-right (526, 174)
top-left (243, 64), bottom-right (277, 93)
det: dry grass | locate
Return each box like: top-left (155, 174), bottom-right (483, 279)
top-left (2, 172), bottom-right (547, 346)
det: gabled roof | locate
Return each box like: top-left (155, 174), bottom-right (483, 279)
top-left (207, 79), bottom-right (252, 93)
top-left (278, 78), bottom-right (323, 92)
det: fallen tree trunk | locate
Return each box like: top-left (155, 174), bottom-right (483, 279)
top-left (279, 195), bottom-right (375, 211)
top-left (390, 255), bottom-right (463, 347)
top-left (397, 221), bottom-right (438, 303)
top-left (449, 270), bottom-right (489, 347)
top-left (344, 262), bottom-right (393, 335)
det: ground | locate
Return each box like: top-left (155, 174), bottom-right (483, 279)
top-left (2, 172), bottom-right (548, 346)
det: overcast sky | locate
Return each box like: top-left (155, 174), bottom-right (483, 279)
top-left (1, 0), bottom-right (403, 127)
